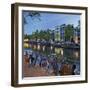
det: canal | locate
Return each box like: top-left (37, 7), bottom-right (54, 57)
top-left (24, 43), bottom-right (80, 75)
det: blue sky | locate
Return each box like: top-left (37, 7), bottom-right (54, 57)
top-left (23, 11), bottom-right (80, 35)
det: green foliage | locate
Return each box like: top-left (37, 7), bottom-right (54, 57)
top-left (24, 29), bottom-right (51, 41)
top-left (24, 34), bottom-right (30, 39)
top-left (24, 12), bottom-right (41, 24)
top-left (65, 24), bottom-right (74, 41)
top-left (24, 23), bottom-right (78, 42)
top-left (28, 12), bottom-right (41, 20)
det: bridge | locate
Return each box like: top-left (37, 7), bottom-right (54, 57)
top-left (24, 40), bottom-right (80, 49)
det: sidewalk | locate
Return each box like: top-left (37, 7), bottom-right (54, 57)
top-left (23, 60), bottom-right (54, 77)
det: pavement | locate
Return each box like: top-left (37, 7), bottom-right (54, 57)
top-left (23, 59), bottom-right (55, 77)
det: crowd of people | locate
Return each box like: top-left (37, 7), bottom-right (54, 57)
top-left (24, 50), bottom-right (79, 76)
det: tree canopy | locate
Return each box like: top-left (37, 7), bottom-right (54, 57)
top-left (65, 24), bottom-right (74, 41)
top-left (23, 11), bottom-right (41, 24)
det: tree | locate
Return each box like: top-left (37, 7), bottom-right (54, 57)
top-left (24, 34), bottom-right (30, 39)
top-left (37, 29), bottom-right (51, 41)
top-left (65, 24), bottom-right (74, 41)
top-left (31, 30), bottom-right (39, 41)
top-left (39, 30), bottom-right (44, 40)
top-left (23, 11), bottom-right (41, 24)
top-left (28, 12), bottom-right (41, 20)
top-left (44, 30), bottom-right (51, 41)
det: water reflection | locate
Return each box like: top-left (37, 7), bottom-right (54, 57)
top-left (74, 51), bottom-right (79, 58)
top-left (42, 46), bottom-right (45, 51)
top-left (24, 43), bottom-right (80, 75)
top-left (55, 48), bottom-right (63, 55)
top-left (50, 46), bottom-right (53, 50)
top-left (34, 45), bottom-right (36, 49)
top-left (37, 44), bottom-right (40, 50)
top-left (28, 44), bottom-right (80, 61)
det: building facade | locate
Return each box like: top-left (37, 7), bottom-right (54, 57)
top-left (50, 21), bottom-right (80, 44)
top-left (74, 21), bottom-right (80, 44)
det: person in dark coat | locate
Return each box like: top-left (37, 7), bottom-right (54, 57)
top-left (72, 64), bottom-right (76, 75)
top-left (30, 54), bottom-right (34, 66)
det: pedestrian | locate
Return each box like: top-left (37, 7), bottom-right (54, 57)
top-left (52, 58), bottom-right (59, 75)
top-left (35, 55), bottom-right (41, 67)
top-left (29, 54), bottom-right (34, 66)
top-left (72, 64), bottom-right (76, 75)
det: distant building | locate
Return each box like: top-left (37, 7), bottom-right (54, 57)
top-left (54, 24), bottom-right (66, 42)
top-left (54, 29), bottom-right (60, 42)
top-left (54, 26), bottom-right (61, 42)
top-left (74, 21), bottom-right (80, 44)
top-left (50, 30), bottom-right (55, 42)
top-left (50, 21), bottom-right (80, 43)
top-left (60, 24), bottom-right (66, 41)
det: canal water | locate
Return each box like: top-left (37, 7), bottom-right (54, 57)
top-left (24, 44), bottom-right (80, 75)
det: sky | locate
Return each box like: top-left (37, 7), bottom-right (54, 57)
top-left (22, 11), bottom-right (80, 35)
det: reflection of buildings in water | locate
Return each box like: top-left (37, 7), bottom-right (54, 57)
top-left (74, 51), bottom-right (79, 58)
top-left (50, 46), bottom-right (53, 50)
top-left (55, 48), bottom-right (63, 55)
top-left (61, 49), bottom-right (63, 55)
top-left (42, 46), bottom-right (45, 51)
top-left (37, 44), bottom-right (40, 50)
top-left (34, 45), bottom-right (36, 49)
top-left (26, 43), bottom-right (79, 61)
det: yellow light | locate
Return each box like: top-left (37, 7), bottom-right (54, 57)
top-left (55, 48), bottom-right (63, 55)
top-left (24, 43), bottom-right (29, 48)
top-left (61, 49), bottom-right (63, 55)
top-left (24, 39), bottom-right (29, 42)
top-left (51, 46), bottom-right (53, 50)
top-left (37, 45), bottom-right (40, 50)
top-left (74, 51), bottom-right (79, 58)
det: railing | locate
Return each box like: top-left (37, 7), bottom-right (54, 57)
top-left (24, 40), bottom-right (80, 49)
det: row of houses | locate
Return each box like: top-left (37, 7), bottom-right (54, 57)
top-left (50, 22), bottom-right (80, 44)
top-left (24, 21), bottom-right (80, 46)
